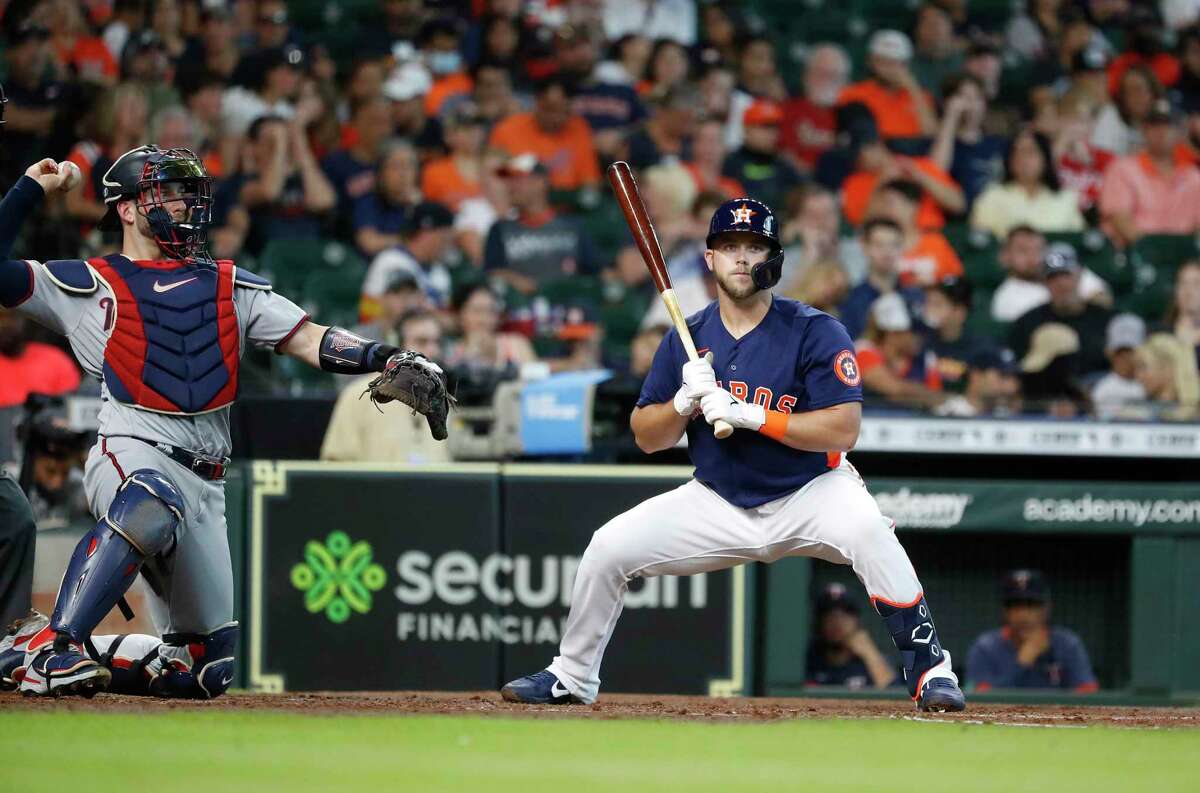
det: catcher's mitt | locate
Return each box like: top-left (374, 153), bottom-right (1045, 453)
top-left (365, 351), bottom-right (455, 440)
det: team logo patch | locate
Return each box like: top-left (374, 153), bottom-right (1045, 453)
top-left (834, 350), bottom-right (861, 387)
top-left (730, 203), bottom-right (757, 225)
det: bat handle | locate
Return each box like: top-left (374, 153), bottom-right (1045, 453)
top-left (667, 293), bottom-right (734, 440)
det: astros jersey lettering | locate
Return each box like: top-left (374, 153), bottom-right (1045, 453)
top-left (638, 297), bottom-right (863, 508)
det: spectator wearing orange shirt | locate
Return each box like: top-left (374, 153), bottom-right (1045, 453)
top-left (684, 117), bottom-right (745, 199)
top-left (422, 102), bottom-right (487, 211)
top-left (420, 17), bottom-right (473, 118)
top-left (870, 180), bottom-right (963, 288)
top-left (1106, 7), bottom-right (1180, 98)
top-left (837, 30), bottom-right (938, 140)
top-left (0, 312), bottom-right (81, 409)
top-left (1101, 98), bottom-right (1200, 247)
top-left (841, 120), bottom-right (965, 232)
top-left (855, 293), bottom-right (945, 410)
top-left (49, 0), bottom-right (118, 87)
top-left (488, 75), bottom-right (601, 192)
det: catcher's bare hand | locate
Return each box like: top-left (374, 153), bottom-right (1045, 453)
top-left (365, 350), bottom-right (455, 441)
top-left (25, 159), bottom-right (80, 194)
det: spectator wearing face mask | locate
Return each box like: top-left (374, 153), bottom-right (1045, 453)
top-left (420, 17), bottom-right (473, 118)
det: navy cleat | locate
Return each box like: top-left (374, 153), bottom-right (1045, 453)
top-left (918, 677), bottom-right (966, 713)
top-left (501, 669), bottom-right (581, 704)
top-left (20, 637), bottom-right (111, 698)
top-left (0, 611), bottom-right (49, 691)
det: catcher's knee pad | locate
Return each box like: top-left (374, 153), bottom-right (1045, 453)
top-left (50, 470), bottom-right (183, 644)
top-left (150, 623), bottom-right (239, 699)
top-left (106, 470), bottom-right (184, 555)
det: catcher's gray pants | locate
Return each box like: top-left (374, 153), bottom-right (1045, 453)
top-left (0, 471), bottom-right (35, 626)
top-left (83, 436), bottom-right (233, 636)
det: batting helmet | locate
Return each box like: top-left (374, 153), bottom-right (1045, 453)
top-left (98, 145), bottom-right (213, 260)
top-left (706, 197), bottom-right (785, 290)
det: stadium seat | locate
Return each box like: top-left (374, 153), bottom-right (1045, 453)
top-left (301, 259), bottom-right (369, 330)
top-left (258, 239), bottom-right (366, 299)
top-left (963, 289), bottom-right (1009, 345)
top-left (1117, 235), bottom-right (1199, 320)
top-left (944, 224), bottom-right (1002, 289)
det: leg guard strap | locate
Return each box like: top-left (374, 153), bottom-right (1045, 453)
top-left (150, 623), bottom-right (239, 699)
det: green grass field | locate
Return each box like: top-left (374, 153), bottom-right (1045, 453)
top-left (4, 710), bottom-right (1196, 792)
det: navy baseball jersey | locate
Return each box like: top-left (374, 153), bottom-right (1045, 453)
top-left (637, 297), bottom-right (863, 508)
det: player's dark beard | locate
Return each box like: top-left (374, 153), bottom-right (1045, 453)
top-left (715, 270), bottom-right (759, 301)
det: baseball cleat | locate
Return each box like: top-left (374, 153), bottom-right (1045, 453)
top-left (501, 669), bottom-right (582, 704)
top-left (0, 611), bottom-right (49, 691)
top-left (20, 642), bottom-right (111, 698)
top-left (917, 677), bottom-right (966, 713)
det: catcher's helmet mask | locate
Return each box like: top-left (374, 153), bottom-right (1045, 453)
top-left (706, 197), bottom-right (784, 291)
top-left (99, 145), bottom-right (213, 260)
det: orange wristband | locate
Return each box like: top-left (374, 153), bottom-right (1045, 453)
top-left (758, 410), bottom-right (789, 441)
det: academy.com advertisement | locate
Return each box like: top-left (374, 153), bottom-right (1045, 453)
top-left (252, 465), bottom-right (735, 694)
top-left (869, 480), bottom-right (1200, 532)
top-left (1022, 495), bottom-right (1200, 527)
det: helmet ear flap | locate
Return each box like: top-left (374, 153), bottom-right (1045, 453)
top-left (750, 248), bottom-right (785, 291)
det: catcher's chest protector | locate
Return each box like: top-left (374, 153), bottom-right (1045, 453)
top-left (89, 254), bottom-right (240, 414)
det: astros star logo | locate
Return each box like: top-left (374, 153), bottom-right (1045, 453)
top-left (730, 203), bottom-right (757, 225)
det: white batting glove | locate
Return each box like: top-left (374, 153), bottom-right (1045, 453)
top-left (700, 389), bottom-right (765, 431)
top-left (673, 353), bottom-right (717, 416)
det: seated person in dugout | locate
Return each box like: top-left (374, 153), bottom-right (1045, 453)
top-left (966, 569), bottom-right (1099, 693)
top-left (805, 582), bottom-right (897, 690)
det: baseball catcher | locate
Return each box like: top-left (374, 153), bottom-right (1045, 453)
top-left (0, 147), bottom-right (450, 698)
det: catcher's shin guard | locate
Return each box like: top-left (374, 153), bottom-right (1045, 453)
top-left (872, 594), bottom-right (959, 700)
top-left (51, 470), bottom-right (182, 644)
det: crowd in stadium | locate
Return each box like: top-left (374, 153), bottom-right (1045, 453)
top-left (3, 0), bottom-right (1200, 428)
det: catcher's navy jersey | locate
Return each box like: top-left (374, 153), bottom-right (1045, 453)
top-left (637, 297), bottom-right (863, 508)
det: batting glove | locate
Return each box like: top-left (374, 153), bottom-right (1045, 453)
top-left (700, 388), bottom-right (765, 431)
top-left (674, 353), bottom-right (718, 417)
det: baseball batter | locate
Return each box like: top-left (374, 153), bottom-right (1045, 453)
top-left (0, 149), bottom-right (449, 698)
top-left (503, 198), bottom-right (965, 712)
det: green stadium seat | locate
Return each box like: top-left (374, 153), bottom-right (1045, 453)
top-left (944, 224), bottom-right (1002, 289)
top-left (578, 197), bottom-right (629, 268)
top-left (257, 239), bottom-right (366, 298)
top-left (963, 290), bottom-right (1009, 345)
top-left (1118, 235), bottom-right (1200, 320)
top-left (301, 260), bottom-right (369, 329)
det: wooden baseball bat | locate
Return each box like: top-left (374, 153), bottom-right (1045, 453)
top-left (607, 160), bottom-right (733, 439)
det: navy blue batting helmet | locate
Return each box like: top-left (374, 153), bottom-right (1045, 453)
top-left (706, 197), bottom-right (785, 290)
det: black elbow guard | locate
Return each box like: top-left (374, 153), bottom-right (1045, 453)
top-left (317, 327), bottom-right (398, 374)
